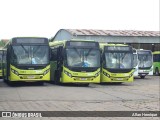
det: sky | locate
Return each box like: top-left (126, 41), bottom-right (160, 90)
top-left (0, 0), bottom-right (159, 39)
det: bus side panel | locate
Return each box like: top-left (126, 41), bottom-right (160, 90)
top-left (61, 67), bottom-right (100, 83)
top-left (101, 68), bottom-right (134, 83)
top-left (138, 68), bottom-right (153, 76)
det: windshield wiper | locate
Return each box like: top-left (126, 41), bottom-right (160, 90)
top-left (20, 44), bottom-right (28, 54)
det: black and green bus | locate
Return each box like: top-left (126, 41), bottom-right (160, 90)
top-left (3, 37), bottom-right (50, 84)
top-left (49, 40), bottom-right (101, 86)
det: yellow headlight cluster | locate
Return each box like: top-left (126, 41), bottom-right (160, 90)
top-left (11, 68), bottom-right (19, 76)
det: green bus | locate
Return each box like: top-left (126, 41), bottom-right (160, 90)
top-left (100, 43), bottom-right (134, 83)
top-left (3, 37), bottom-right (50, 84)
top-left (49, 40), bottom-right (101, 86)
top-left (153, 51), bottom-right (160, 75)
top-left (137, 49), bottom-right (153, 78)
top-left (0, 50), bottom-right (3, 78)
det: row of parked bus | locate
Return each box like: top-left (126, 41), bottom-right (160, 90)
top-left (0, 37), bottom-right (158, 86)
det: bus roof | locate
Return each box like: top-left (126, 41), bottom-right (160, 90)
top-left (49, 39), bottom-right (96, 47)
top-left (99, 43), bottom-right (128, 49)
top-left (137, 49), bottom-right (152, 52)
top-left (3, 37), bottom-right (49, 49)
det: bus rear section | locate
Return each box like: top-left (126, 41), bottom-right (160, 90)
top-left (137, 49), bottom-right (153, 79)
top-left (153, 51), bottom-right (160, 76)
top-left (3, 37), bottom-right (50, 83)
top-left (101, 44), bottom-right (134, 83)
top-left (50, 40), bottom-right (101, 85)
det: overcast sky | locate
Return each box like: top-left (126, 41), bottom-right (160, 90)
top-left (0, 0), bottom-right (159, 39)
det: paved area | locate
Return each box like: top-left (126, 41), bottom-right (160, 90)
top-left (0, 76), bottom-right (159, 120)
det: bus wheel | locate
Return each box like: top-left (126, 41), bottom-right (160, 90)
top-left (140, 76), bottom-right (145, 79)
top-left (155, 68), bottom-right (160, 76)
top-left (54, 70), bottom-right (61, 85)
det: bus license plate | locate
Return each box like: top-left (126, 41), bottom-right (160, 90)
top-left (27, 76), bottom-right (35, 79)
top-left (80, 78), bottom-right (87, 80)
top-left (117, 78), bottom-right (123, 80)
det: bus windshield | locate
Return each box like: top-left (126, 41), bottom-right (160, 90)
top-left (11, 45), bottom-right (49, 65)
top-left (138, 51), bottom-right (152, 68)
top-left (105, 52), bottom-right (133, 69)
top-left (66, 48), bottom-right (100, 67)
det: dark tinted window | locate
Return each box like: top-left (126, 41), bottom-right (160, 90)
top-left (153, 54), bottom-right (160, 62)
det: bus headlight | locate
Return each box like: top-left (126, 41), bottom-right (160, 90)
top-left (43, 69), bottom-right (50, 76)
top-left (11, 68), bottom-right (19, 76)
top-left (103, 71), bottom-right (110, 78)
top-left (95, 71), bottom-right (100, 77)
top-left (129, 72), bottom-right (134, 78)
top-left (64, 70), bottom-right (72, 78)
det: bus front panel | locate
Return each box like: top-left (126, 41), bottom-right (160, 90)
top-left (101, 68), bottom-right (134, 82)
top-left (9, 65), bottom-right (50, 81)
top-left (61, 66), bottom-right (100, 83)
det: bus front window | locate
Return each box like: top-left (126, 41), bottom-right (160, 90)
top-left (105, 52), bottom-right (132, 69)
top-left (138, 52), bottom-right (152, 68)
top-left (11, 45), bottom-right (49, 65)
top-left (66, 48), bottom-right (100, 68)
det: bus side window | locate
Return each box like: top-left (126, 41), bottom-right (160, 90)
top-left (51, 48), bottom-right (58, 61)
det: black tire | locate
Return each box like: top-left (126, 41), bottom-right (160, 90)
top-left (155, 68), bottom-right (160, 76)
top-left (140, 76), bottom-right (145, 79)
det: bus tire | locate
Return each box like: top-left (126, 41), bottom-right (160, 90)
top-left (54, 70), bottom-right (61, 85)
top-left (155, 68), bottom-right (160, 76)
top-left (140, 76), bottom-right (145, 79)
